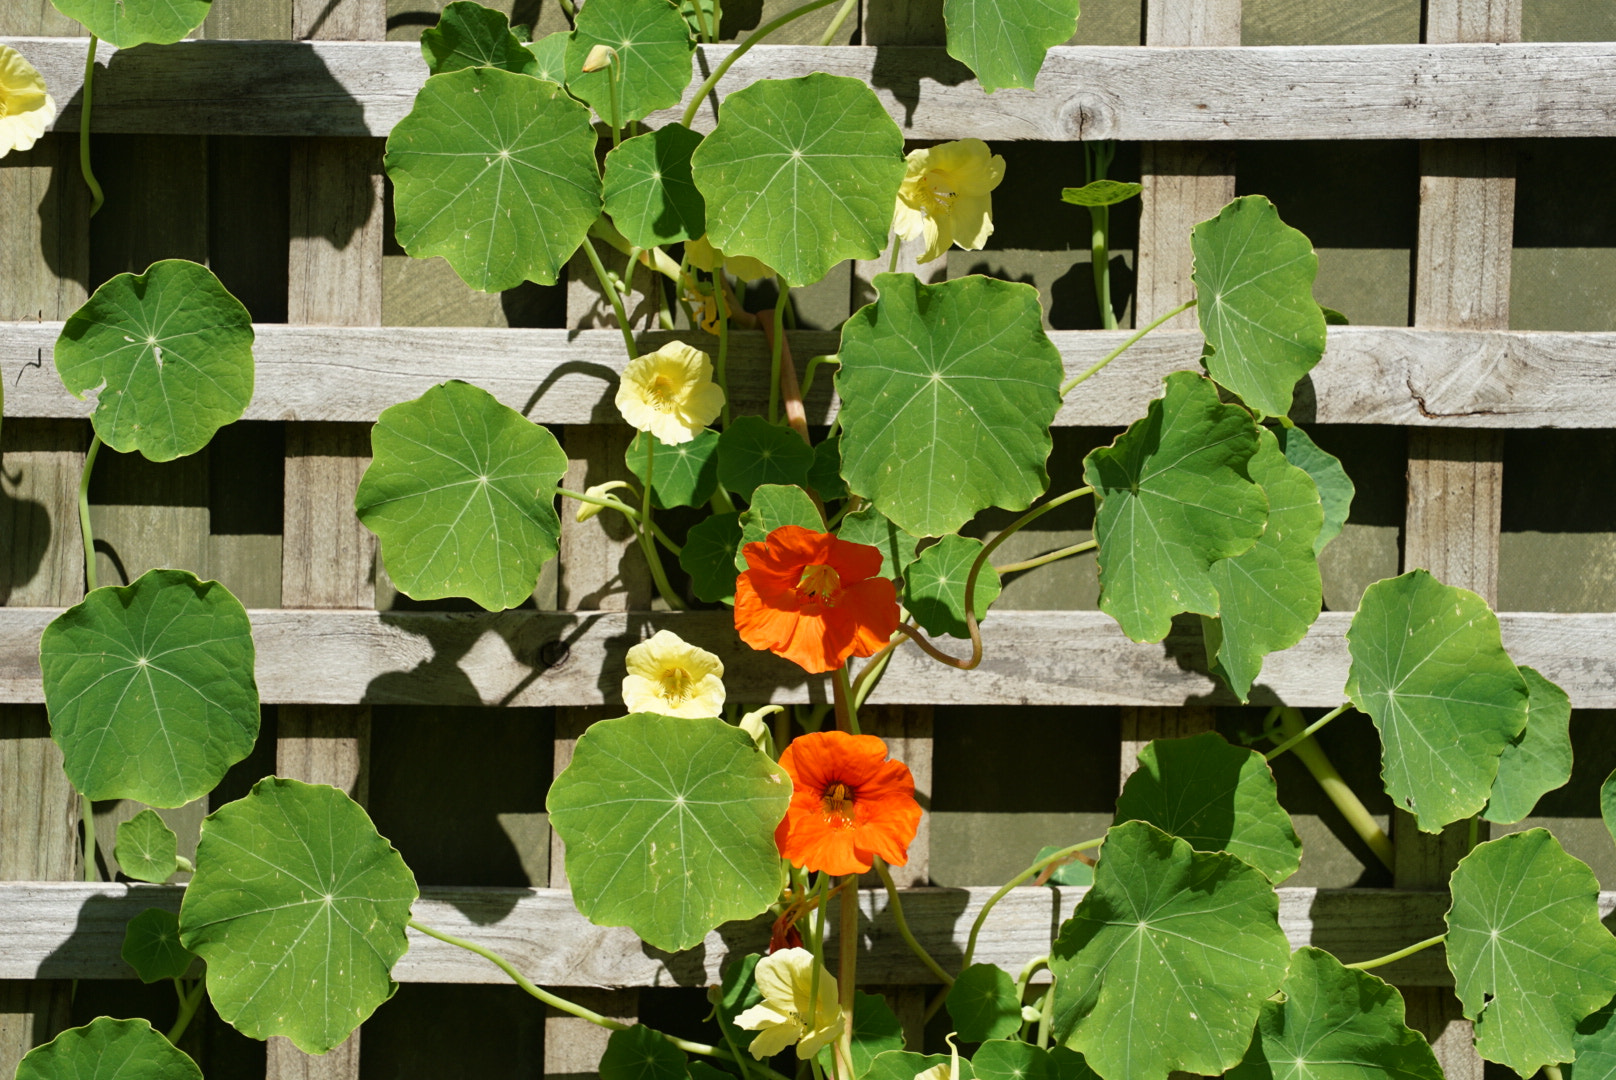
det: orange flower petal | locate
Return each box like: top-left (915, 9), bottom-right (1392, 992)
top-left (775, 732), bottom-right (921, 876)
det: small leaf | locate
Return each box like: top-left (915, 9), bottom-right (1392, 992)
top-left (1274, 426), bottom-right (1354, 555)
top-left (1447, 829), bottom-right (1616, 1075)
top-left (604, 125), bottom-right (707, 249)
top-left (1483, 665), bottom-right (1573, 824)
top-left (526, 31), bottom-right (569, 82)
top-left (42, 568), bottom-right (259, 808)
top-left (1035, 845), bottom-right (1093, 887)
top-left (808, 433), bottom-right (847, 502)
top-left (565, 0), bottom-right (695, 125)
top-left (49, 0), bottom-right (211, 47)
top-left (716, 954), bottom-right (764, 1061)
top-left (974, 1042), bottom-right (1098, 1080)
top-left (601, 1025), bottom-right (687, 1080)
top-left (1112, 731), bottom-right (1301, 885)
top-left (421, 1), bottom-right (540, 75)
top-left (718, 415), bottom-right (814, 502)
top-left (547, 714), bottom-right (792, 952)
top-left (735, 484), bottom-right (823, 571)
top-left (628, 428), bottom-right (720, 508)
top-left (179, 777), bottom-right (419, 1055)
top-left (1322, 307), bottom-right (1350, 325)
top-left (1345, 569), bottom-right (1529, 831)
top-left (942, 0), bottom-right (1081, 93)
top-left (355, 380), bottom-right (568, 612)
top-left (818, 991), bottom-right (905, 1077)
top-left (56, 259), bottom-right (254, 462)
top-left (682, 511), bottom-right (743, 603)
top-left (949, 964), bottom-right (1023, 1042)
top-left (836, 508), bottom-right (918, 584)
top-left (15, 1017), bottom-right (201, 1080)
top-left (868, 1053), bottom-right (974, 1080)
top-left (121, 908), bottom-right (195, 983)
top-left (115, 809), bottom-right (180, 883)
top-left (904, 535), bottom-right (1000, 640)
top-left (1061, 181), bottom-right (1143, 208)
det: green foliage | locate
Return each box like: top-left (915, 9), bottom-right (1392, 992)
top-left (836, 507), bottom-right (918, 583)
top-left (1274, 426), bottom-right (1354, 555)
top-left (565, 0), bottom-right (695, 125)
top-left (1345, 569), bottom-right (1529, 831)
top-left (838, 274), bottom-right (1063, 538)
top-left (526, 31), bottom-right (569, 82)
top-left (817, 991), bottom-right (905, 1076)
top-left (41, 568), bottom-right (259, 808)
top-left (355, 380), bottom-right (568, 611)
top-left (115, 809), bottom-right (180, 883)
top-left (628, 428), bottom-right (720, 508)
top-left (601, 1025), bottom-right (688, 1080)
top-left (1061, 181), bottom-right (1142, 208)
top-left (808, 433), bottom-right (847, 501)
top-left (1035, 845), bottom-right (1094, 887)
top-left (868, 1053), bottom-right (974, 1080)
top-left (546, 714), bottom-right (792, 952)
top-left (50, 0), bottom-right (211, 47)
top-left (681, 511), bottom-right (743, 602)
top-left (949, 964), bottom-right (1023, 1042)
top-left (942, 0), bottom-right (1082, 93)
top-left (604, 125), bottom-right (708, 248)
top-left (1570, 1000), bottom-right (1616, 1080)
top-left (14, 1017), bottom-right (202, 1080)
top-left (56, 259), bottom-right (254, 462)
top-left (719, 416), bottom-right (814, 501)
top-left (421, 1), bottom-right (540, 75)
top-left (121, 908), bottom-right (195, 983)
top-left (975, 1042), bottom-right (1101, 1080)
top-left (904, 535), bottom-right (1001, 639)
top-left (1484, 665), bottom-right (1573, 824)
top-left (735, 484), bottom-right (822, 571)
top-left (179, 777), bottom-right (419, 1054)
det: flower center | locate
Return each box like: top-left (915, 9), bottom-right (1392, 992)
top-left (822, 781), bottom-right (855, 825)
top-left (919, 169), bottom-right (958, 217)
top-left (797, 563), bottom-right (841, 605)
top-left (647, 374), bottom-right (679, 411)
top-left (658, 665), bottom-right (693, 704)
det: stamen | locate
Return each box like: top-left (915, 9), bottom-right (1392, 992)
top-left (822, 781), bottom-right (855, 825)
top-left (797, 563), bottom-right (841, 605)
top-left (659, 666), bottom-right (693, 704)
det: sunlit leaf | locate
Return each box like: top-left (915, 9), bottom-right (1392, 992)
top-left (975, 1042), bottom-right (1101, 1080)
top-left (116, 809), bottom-right (180, 883)
top-left (818, 991), bottom-right (905, 1077)
top-left (604, 124), bottom-right (707, 248)
top-left (950, 964), bottom-right (1023, 1043)
top-left (628, 428), bottom-right (720, 509)
top-left (1569, 999), bottom-right (1616, 1080)
top-left (904, 535), bottom-right (1000, 639)
top-left (526, 31), bottom-right (569, 82)
top-left (836, 507), bottom-right (918, 584)
top-left (942, 0), bottom-right (1081, 93)
top-left (1483, 666), bottom-right (1573, 824)
top-left (421, 1), bottom-right (540, 75)
top-left (14, 1017), bottom-right (201, 1080)
top-left (1061, 181), bottom-right (1142, 208)
top-left (50, 0), bottom-right (211, 46)
top-left (719, 416), bottom-right (814, 502)
top-left (735, 484), bottom-right (822, 571)
top-left (1274, 426), bottom-right (1354, 555)
top-left (682, 511), bottom-right (743, 603)
top-left (565, 0), bottom-right (695, 125)
top-left (121, 908), bottom-right (195, 983)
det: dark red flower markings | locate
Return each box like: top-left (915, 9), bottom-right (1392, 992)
top-left (774, 731), bottom-right (920, 877)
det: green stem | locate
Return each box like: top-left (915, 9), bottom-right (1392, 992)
top-left (691, 0), bottom-right (715, 42)
top-left (1344, 933), bottom-right (1445, 972)
top-left (888, 237), bottom-right (901, 274)
top-left (962, 837), bottom-right (1103, 971)
top-left (80, 792), bottom-right (96, 883)
top-left (79, 435), bottom-right (101, 593)
top-left (801, 354), bottom-right (839, 401)
top-left (1545, 1067), bottom-right (1566, 1080)
top-left (582, 238), bottom-right (639, 359)
top-left (167, 979), bottom-right (205, 1044)
top-left (1060, 299), bottom-right (1195, 396)
top-left (1263, 703), bottom-right (1349, 762)
top-left (805, 873), bottom-right (829, 1050)
top-left (636, 440), bottom-right (687, 610)
top-left (818, 0), bottom-right (857, 44)
top-left (874, 859), bottom-right (954, 986)
top-left (995, 539), bottom-right (1096, 577)
top-left (1083, 141), bottom-right (1117, 331)
top-left (681, 0), bottom-right (841, 127)
top-left (1036, 975), bottom-right (1054, 1050)
top-left (1267, 707), bottom-right (1394, 872)
top-left (557, 488), bottom-right (682, 554)
top-left (837, 873), bottom-right (857, 1080)
top-left (849, 643), bottom-right (896, 714)
top-left (833, 666), bottom-right (858, 735)
top-left (715, 276), bottom-right (733, 427)
top-left (1013, 954), bottom-right (1048, 1006)
top-left (79, 36), bottom-right (105, 218)
top-left (555, 0), bottom-right (576, 21)
top-left (606, 54), bottom-right (623, 147)
top-left (768, 285), bottom-right (787, 424)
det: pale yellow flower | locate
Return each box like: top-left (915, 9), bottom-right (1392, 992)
top-left (733, 947), bottom-right (844, 1060)
top-left (622, 629), bottom-right (725, 718)
top-left (575, 480), bottom-right (633, 523)
top-left (737, 705), bottom-right (782, 754)
top-left (0, 45), bottom-right (57, 159)
top-left (615, 340), bottom-right (725, 445)
top-left (892, 139), bottom-right (1006, 265)
top-left (686, 234), bottom-right (775, 283)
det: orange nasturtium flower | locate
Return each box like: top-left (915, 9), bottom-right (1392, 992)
top-left (733, 526), bottom-right (900, 675)
top-left (775, 730), bottom-right (921, 877)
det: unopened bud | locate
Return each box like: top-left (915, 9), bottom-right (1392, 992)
top-left (581, 44), bottom-right (615, 72)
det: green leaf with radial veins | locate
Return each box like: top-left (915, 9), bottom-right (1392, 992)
top-left (604, 124), bottom-right (707, 249)
top-left (692, 74), bottom-right (906, 287)
top-left (974, 1042), bottom-right (1102, 1080)
top-left (547, 714), bottom-right (792, 952)
top-left (56, 259), bottom-right (254, 462)
top-left (1049, 820), bottom-right (1291, 1080)
top-left (601, 1025), bottom-right (688, 1080)
top-left (808, 433), bottom-right (847, 502)
top-left (1569, 1000), bottom-right (1616, 1080)
top-left (526, 31), bottom-right (569, 82)
top-left (421, 1), bottom-right (540, 74)
top-left (49, 0), bottom-right (210, 46)
top-left (1274, 426), bottom-right (1354, 555)
top-left (1112, 731), bottom-right (1301, 885)
top-left (1201, 426), bottom-right (1323, 702)
top-left (949, 964), bottom-right (1023, 1043)
top-left (628, 428), bottom-right (720, 508)
top-left (836, 507), bottom-right (918, 584)
top-left (1483, 665), bottom-right (1572, 824)
top-left (818, 991), bottom-right (905, 1077)
top-left (386, 67), bottom-right (601, 292)
top-left (837, 273), bottom-right (1063, 538)
top-left (1082, 371), bottom-right (1267, 644)
top-left (355, 380), bottom-right (568, 611)
top-left (682, 511), bottom-right (743, 603)
top-left (116, 809), bottom-right (180, 883)
top-left (565, 0), bottom-right (695, 125)
top-left (1061, 180), bottom-right (1142, 208)
top-left (904, 534), bottom-right (1001, 640)
top-left (15, 1017), bottom-right (202, 1080)
top-left (942, 0), bottom-right (1081, 93)
top-left (122, 908), bottom-right (196, 983)
top-left (1192, 195), bottom-right (1327, 418)
top-left (719, 415), bottom-right (814, 502)
top-left (1228, 946), bottom-right (1443, 1080)
top-left (1446, 829), bottom-right (1616, 1075)
top-left (41, 568), bottom-right (259, 808)
top-left (735, 483), bottom-right (823, 571)
top-left (1345, 569), bottom-right (1528, 831)
top-left (179, 777), bottom-right (419, 1055)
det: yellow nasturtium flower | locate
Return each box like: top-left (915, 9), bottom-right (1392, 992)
top-left (893, 138), bottom-right (1006, 265)
top-left (733, 947), bottom-right (844, 1060)
top-left (614, 340), bottom-right (725, 445)
top-left (686, 234), bottom-right (776, 284)
top-left (0, 45), bottom-right (57, 158)
top-left (622, 629), bottom-right (726, 718)
top-left (575, 480), bottom-right (633, 523)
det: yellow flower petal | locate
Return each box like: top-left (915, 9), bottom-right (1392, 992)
top-left (614, 340), bottom-right (725, 445)
top-left (575, 480), bottom-right (632, 523)
top-left (735, 948), bottom-right (843, 1060)
top-left (0, 45), bottom-right (57, 159)
top-left (622, 629), bottom-right (726, 718)
top-left (894, 139), bottom-right (1005, 264)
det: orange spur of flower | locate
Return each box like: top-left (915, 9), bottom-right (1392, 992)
top-left (775, 731), bottom-right (921, 877)
top-left (733, 525), bottom-right (900, 675)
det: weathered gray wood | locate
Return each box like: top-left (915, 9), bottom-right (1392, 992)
top-left (10, 39), bottom-right (1616, 141)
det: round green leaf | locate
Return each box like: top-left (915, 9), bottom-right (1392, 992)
top-left (56, 259), bottom-right (254, 462)
top-left (42, 568), bottom-right (259, 808)
top-left (1192, 195), bottom-right (1327, 418)
top-left (387, 67), bottom-right (602, 292)
top-left (15, 1017), bottom-right (201, 1080)
top-left (735, 483), bottom-right (823, 571)
top-left (1083, 371), bottom-right (1268, 644)
top-left (1061, 181), bottom-right (1142, 208)
top-left (836, 507), bottom-right (918, 584)
top-left (818, 991), bottom-right (905, 1077)
top-left (355, 380), bottom-right (568, 612)
top-left (122, 908), bottom-right (196, 983)
top-left (116, 808), bottom-right (180, 883)
top-left (1227, 947), bottom-right (1443, 1080)
top-left (975, 1042), bottom-right (1100, 1080)
top-left (1113, 731), bottom-right (1301, 885)
top-left (904, 535), bottom-right (1001, 640)
top-left (602, 1024), bottom-right (688, 1080)
top-left (681, 511), bottom-right (743, 603)
top-left (421, 1), bottom-right (541, 75)
top-left (526, 31), bottom-right (569, 82)
top-left (949, 964), bottom-right (1023, 1043)
top-left (942, 0), bottom-right (1081, 93)
top-left (1483, 665), bottom-right (1573, 824)
top-left (604, 124), bottom-right (707, 248)
top-left (628, 428), bottom-right (720, 508)
top-left (1201, 427), bottom-right (1324, 702)
top-left (718, 415), bottom-right (814, 502)
top-left (1569, 999), bottom-right (1616, 1080)
top-left (1446, 829), bottom-right (1616, 1075)
top-left (49, 0), bottom-right (211, 47)
top-left (692, 74), bottom-right (905, 287)
top-left (1274, 426), bottom-right (1354, 556)
top-left (547, 713), bottom-right (792, 953)
top-left (1049, 820), bottom-right (1291, 1080)
top-left (565, 0), bottom-right (695, 125)
top-left (838, 274), bottom-right (1063, 538)
top-left (179, 777), bottom-right (419, 1054)
top-left (1345, 569), bottom-right (1529, 832)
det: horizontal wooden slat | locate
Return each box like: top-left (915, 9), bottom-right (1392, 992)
top-left (4, 881), bottom-right (1561, 987)
top-left (8, 323), bottom-right (1615, 428)
top-left (6, 39), bottom-right (1616, 140)
top-left (3, 609), bottom-right (1616, 708)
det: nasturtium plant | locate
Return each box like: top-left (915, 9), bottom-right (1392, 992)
top-left (526, 31), bottom-right (569, 82)
top-left (546, 714), bottom-right (792, 952)
top-left (355, 380), bottom-right (569, 612)
top-left (115, 809), bottom-right (181, 884)
top-left (950, 963), bottom-right (1024, 1043)
top-left (1345, 570), bottom-right (1530, 831)
top-left (628, 428), bottom-right (720, 508)
top-left (1483, 665), bottom-right (1573, 824)
top-left (1274, 426), bottom-right (1355, 555)
top-left (14, 1017), bottom-right (202, 1080)
top-left (817, 991), bottom-right (905, 1076)
top-left (56, 259), bottom-right (255, 462)
top-left (41, 568), bottom-right (259, 808)
top-left (692, 73), bottom-right (906, 286)
top-left (121, 908), bottom-right (195, 984)
top-left (564, 0), bottom-right (696, 125)
top-left (904, 535), bottom-right (1002, 639)
top-left (734, 483), bottom-right (822, 571)
top-left (603, 125), bottom-right (708, 248)
top-left (387, 67), bottom-right (602, 291)
top-left (49, 0), bottom-right (211, 47)
top-left (974, 1042), bottom-right (1100, 1080)
top-left (602, 1024), bottom-right (689, 1080)
top-left (837, 274), bottom-right (1063, 538)
top-left (180, 778), bottom-right (419, 1055)
top-left (681, 511), bottom-right (743, 602)
top-left (420, 1), bottom-right (540, 75)
top-left (1571, 1001), bottom-right (1616, 1080)
top-left (837, 507), bottom-right (919, 584)
top-left (718, 415), bottom-right (815, 502)
top-left (869, 1053), bottom-right (975, 1080)
top-left (943, 0), bottom-right (1082, 93)
top-left (1061, 181), bottom-right (1144, 208)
